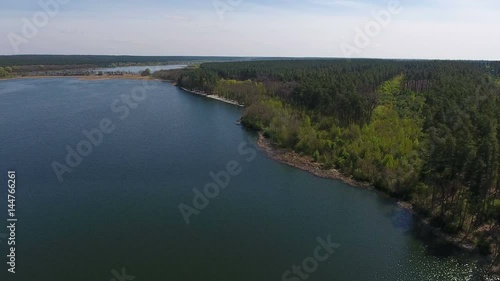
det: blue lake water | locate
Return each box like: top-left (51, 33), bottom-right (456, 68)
top-left (0, 78), bottom-right (494, 281)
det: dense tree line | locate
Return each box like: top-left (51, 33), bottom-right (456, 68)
top-left (166, 59), bottom-right (500, 265)
top-left (0, 55), bottom-right (255, 67)
top-left (0, 66), bottom-right (13, 78)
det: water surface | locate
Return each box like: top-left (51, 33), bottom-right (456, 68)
top-left (0, 78), bottom-right (493, 281)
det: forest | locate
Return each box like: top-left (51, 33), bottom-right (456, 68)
top-left (155, 59), bottom-right (500, 267)
top-left (0, 55), bottom-right (261, 77)
top-left (0, 55), bottom-right (255, 67)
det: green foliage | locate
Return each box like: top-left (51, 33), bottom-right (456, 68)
top-left (313, 150), bottom-right (320, 162)
top-left (343, 105), bottom-right (424, 194)
top-left (241, 99), bottom-right (285, 131)
top-left (177, 59), bottom-right (500, 254)
top-left (213, 79), bottom-right (265, 105)
top-left (141, 68), bottom-right (151, 76)
top-left (491, 199), bottom-right (500, 223)
top-left (0, 67), bottom-right (8, 78)
top-left (153, 69), bottom-right (190, 81)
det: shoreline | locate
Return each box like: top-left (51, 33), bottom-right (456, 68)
top-left (2, 73), bottom-right (498, 277)
top-left (256, 132), bottom-right (500, 278)
top-left (180, 87), bottom-right (245, 107)
top-left (1, 74), bottom-right (159, 81)
top-left (257, 133), bottom-right (371, 188)
top-left (2, 75), bottom-right (246, 108)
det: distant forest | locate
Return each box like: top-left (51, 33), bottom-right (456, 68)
top-left (0, 55), bottom-right (294, 78)
top-left (0, 55), bottom-right (264, 78)
top-left (156, 59), bottom-right (500, 267)
top-left (0, 55), bottom-right (256, 67)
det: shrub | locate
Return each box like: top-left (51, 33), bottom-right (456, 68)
top-left (312, 150), bottom-right (320, 162)
top-left (0, 67), bottom-right (8, 78)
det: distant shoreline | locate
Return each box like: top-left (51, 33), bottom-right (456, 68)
top-left (0, 74), bottom-right (159, 81)
top-left (0, 74), bottom-right (246, 108)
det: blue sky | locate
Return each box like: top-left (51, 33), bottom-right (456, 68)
top-left (1, 0), bottom-right (499, 59)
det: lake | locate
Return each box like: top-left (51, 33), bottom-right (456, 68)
top-left (95, 64), bottom-right (187, 74)
top-left (0, 77), bottom-right (495, 281)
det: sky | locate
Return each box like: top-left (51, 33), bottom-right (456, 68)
top-left (0, 0), bottom-right (499, 60)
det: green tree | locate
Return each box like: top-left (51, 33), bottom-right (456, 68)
top-left (0, 67), bottom-right (8, 78)
top-left (313, 150), bottom-right (320, 162)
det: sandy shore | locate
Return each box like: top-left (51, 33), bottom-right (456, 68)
top-left (256, 133), bottom-right (371, 188)
top-left (180, 87), bottom-right (244, 107)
